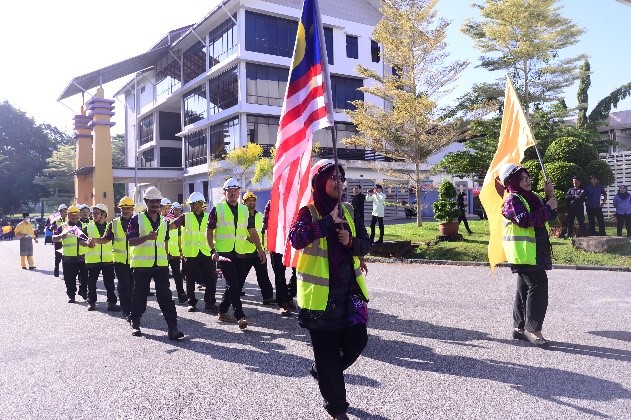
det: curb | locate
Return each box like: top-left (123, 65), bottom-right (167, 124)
top-left (363, 256), bottom-right (631, 272)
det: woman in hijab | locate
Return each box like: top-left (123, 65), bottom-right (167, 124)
top-left (613, 185), bottom-right (631, 237)
top-left (500, 164), bottom-right (557, 347)
top-left (289, 159), bottom-right (370, 420)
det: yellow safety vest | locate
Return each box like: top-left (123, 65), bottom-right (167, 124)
top-left (181, 211), bottom-right (210, 257)
top-left (130, 212), bottom-right (168, 268)
top-left (214, 202), bottom-right (250, 254)
top-left (242, 212), bottom-right (263, 253)
top-left (84, 221), bottom-right (114, 264)
top-left (167, 225), bottom-right (181, 257)
top-left (60, 223), bottom-right (86, 257)
top-left (296, 203), bottom-right (369, 310)
top-left (111, 217), bottom-right (129, 264)
top-left (502, 193), bottom-right (548, 265)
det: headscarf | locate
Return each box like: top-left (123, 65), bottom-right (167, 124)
top-left (616, 186), bottom-right (630, 201)
top-left (505, 168), bottom-right (544, 211)
top-left (312, 163), bottom-right (345, 217)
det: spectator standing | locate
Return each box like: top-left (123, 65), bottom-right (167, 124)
top-left (564, 176), bottom-right (586, 238)
top-left (612, 185), bottom-right (631, 237)
top-left (351, 185), bottom-right (366, 226)
top-left (366, 184), bottom-right (386, 244)
top-left (457, 191), bottom-right (473, 235)
top-left (15, 212), bottom-right (38, 269)
top-left (585, 175), bottom-right (608, 236)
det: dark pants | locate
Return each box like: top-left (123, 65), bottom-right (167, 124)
top-left (185, 254), bottom-right (217, 307)
top-left (87, 263), bottom-right (117, 304)
top-left (129, 267), bottom-right (178, 329)
top-left (54, 244), bottom-right (62, 274)
top-left (168, 257), bottom-right (185, 297)
top-left (309, 324), bottom-right (368, 417)
top-left (370, 216), bottom-right (384, 243)
top-left (458, 209), bottom-right (472, 234)
top-left (513, 270), bottom-right (549, 332)
top-left (587, 207), bottom-right (606, 235)
top-left (270, 252), bottom-right (291, 305)
top-left (289, 268), bottom-right (297, 298)
top-left (217, 257), bottom-right (245, 320)
top-left (62, 258), bottom-right (87, 299)
top-left (616, 213), bottom-right (631, 236)
top-left (566, 208), bottom-right (586, 237)
top-left (238, 256), bottom-right (274, 301)
top-left (114, 263), bottom-right (134, 317)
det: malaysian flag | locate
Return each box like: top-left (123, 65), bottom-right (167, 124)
top-left (266, 0), bottom-right (334, 267)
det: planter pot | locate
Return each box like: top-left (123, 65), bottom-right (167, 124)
top-left (438, 221), bottom-right (460, 236)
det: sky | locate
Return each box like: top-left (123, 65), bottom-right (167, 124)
top-left (1, 0), bottom-right (630, 135)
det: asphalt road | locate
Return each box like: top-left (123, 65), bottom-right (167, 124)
top-left (1, 239), bottom-right (629, 419)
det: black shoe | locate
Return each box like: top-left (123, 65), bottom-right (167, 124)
top-left (525, 331), bottom-right (550, 348)
top-left (67, 296), bottom-right (75, 303)
top-left (511, 329), bottom-right (528, 341)
top-left (130, 319), bottom-right (142, 337)
top-left (240, 291), bottom-right (246, 296)
top-left (107, 302), bottom-right (121, 312)
top-left (375, 239), bottom-right (383, 244)
top-left (22, 267), bottom-right (27, 270)
top-left (53, 269), bottom-right (59, 277)
top-left (188, 305), bottom-right (197, 312)
top-left (28, 267), bottom-right (36, 270)
top-left (146, 291), bottom-right (155, 297)
top-left (78, 291), bottom-right (88, 301)
top-left (87, 302), bottom-right (96, 311)
top-left (178, 294), bottom-right (188, 304)
top-left (262, 298), bottom-right (277, 305)
top-left (309, 362), bottom-right (318, 380)
top-left (204, 303), bottom-right (219, 313)
top-left (168, 328), bottom-right (184, 340)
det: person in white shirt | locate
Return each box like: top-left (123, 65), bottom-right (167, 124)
top-left (366, 184), bottom-right (386, 244)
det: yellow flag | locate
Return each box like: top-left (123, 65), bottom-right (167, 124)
top-left (480, 76), bottom-right (536, 270)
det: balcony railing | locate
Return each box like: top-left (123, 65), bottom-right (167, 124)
top-left (259, 144), bottom-right (400, 162)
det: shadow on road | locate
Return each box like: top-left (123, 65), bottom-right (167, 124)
top-left (588, 330), bottom-right (631, 343)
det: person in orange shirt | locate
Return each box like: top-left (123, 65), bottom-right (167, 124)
top-left (15, 212), bottom-right (38, 269)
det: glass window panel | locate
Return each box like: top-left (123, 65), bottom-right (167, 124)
top-left (346, 35), bottom-right (358, 59)
top-left (245, 11), bottom-right (297, 58)
top-left (371, 40), bottom-right (380, 63)
top-left (324, 27), bottom-right (334, 65)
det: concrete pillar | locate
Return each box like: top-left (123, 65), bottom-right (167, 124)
top-left (73, 108), bottom-right (93, 205)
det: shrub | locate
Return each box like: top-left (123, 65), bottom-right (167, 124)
top-left (537, 161), bottom-right (586, 214)
top-left (433, 180), bottom-right (460, 223)
top-left (584, 159), bottom-right (615, 186)
top-left (544, 136), bottom-right (597, 168)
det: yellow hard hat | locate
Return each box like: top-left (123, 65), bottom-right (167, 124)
top-left (242, 191), bottom-right (257, 202)
top-left (67, 205), bottom-right (80, 214)
top-left (118, 196), bottom-right (134, 207)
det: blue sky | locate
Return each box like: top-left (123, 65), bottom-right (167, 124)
top-left (0, 0), bottom-right (629, 134)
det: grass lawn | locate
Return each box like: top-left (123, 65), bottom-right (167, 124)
top-left (381, 220), bottom-right (631, 267)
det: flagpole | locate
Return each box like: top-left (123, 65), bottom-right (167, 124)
top-left (330, 126), bottom-right (344, 220)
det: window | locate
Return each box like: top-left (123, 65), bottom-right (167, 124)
top-left (202, 181), bottom-right (209, 202)
top-left (183, 40), bottom-right (207, 84)
top-left (208, 66), bottom-right (238, 115)
top-left (140, 149), bottom-right (155, 168)
top-left (245, 11), bottom-right (297, 58)
top-left (158, 111), bottom-right (181, 140)
top-left (184, 130), bottom-right (207, 167)
top-left (246, 64), bottom-right (289, 106)
top-left (140, 86), bottom-right (145, 94)
top-left (371, 40), bottom-right (380, 63)
top-left (208, 15), bottom-right (237, 67)
top-left (247, 115), bottom-right (279, 156)
top-left (324, 27), bottom-right (334, 65)
top-left (209, 117), bottom-right (240, 159)
top-left (331, 76), bottom-right (363, 111)
top-left (188, 183), bottom-right (195, 195)
top-left (139, 115), bottom-right (154, 146)
top-left (183, 83), bottom-right (208, 127)
top-left (156, 59), bottom-right (181, 102)
top-left (160, 147), bottom-right (182, 167)
top-left (346, 35), bottom-right (358, 59)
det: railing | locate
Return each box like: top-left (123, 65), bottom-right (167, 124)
top-left (259, 144), bottom-right (400, 162)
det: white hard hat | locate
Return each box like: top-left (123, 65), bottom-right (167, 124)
top-left (310, 159), bottom-right (338, 187)
top-left (160, 198), bottom-right (172, 206)
top-left (58, 204), bottom-right (68, 211)
top-left (143, 187), bottom-right (163, 200)
top-left (171, 202), bottom-right (182, 209)
top-left (94, 203), bottom-right (109, 214)
top-left (78, 204), bottom-right (90, 210)
top-left (223, 178), bottom-right (240, 190)
top-left (134, 202), bottom-right (147, 213)
top-left (498, 163), bottom-right (522, 186)
top-left (187, 191), bottom-right (206, 203)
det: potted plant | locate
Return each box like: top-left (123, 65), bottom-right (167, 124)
top-left (433, 180), bottom-right (461, 236)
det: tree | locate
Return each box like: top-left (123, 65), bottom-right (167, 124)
top-left (462, 0), bottom-right (585, 114)
top-left (576, 60), bottom-right (590, 128)
top-left (34, 145), bottom-right (75, 208)
top-left (208, 143), bottom-right (265, 190)
top-left (347, 0), bottom-right (468, 226)
top-left (588, 82), bottom-right (631, 124)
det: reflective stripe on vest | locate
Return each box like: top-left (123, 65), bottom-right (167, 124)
top-left (242, 212), bottom-right (263, 253)
top-left (130, 213), bottom-right (168, 268)
top-left (296, 203), bottom-right (369, 310)
top-left (167, 225), bottom-right (181, 257)
top-left (84, 221), bottom-right (114, 264)
top-left (61, 223), bottom-right (85, 257)
top-left (501, 193), bottom-right (547, 265)
top-left (111, 218), bottom-right (129, 264)
top-left (181, 212), bottom-right (210, 257)
top-left (214, 203), bottom-right (250, 254)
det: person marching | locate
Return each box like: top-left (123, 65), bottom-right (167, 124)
top-left (52, 205), bottom-right (90, 303)
top-left (79, 204), bottom-right (91, 226)
top-left (126, 187), bottom-right (183, 340)
top-left (160, 198), bottom-right (172, 217)
top-left (288, 160), bottom-right (370, 420)
top-left (206, 178), bottom-right (266, 330)
top-left (84, 204), bottom-right (120, 312)
top-left (171, 192), bottom-right (218, 313)
top-left (166, 202), bottom-right (187, 304)
top-left (51, 204), bottom-right (68, 277)
top-left (15, 212), bottom-right (38, 269)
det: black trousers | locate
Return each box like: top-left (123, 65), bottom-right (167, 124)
top-left (616, 213), bottom-right (631, 236)
top-left (168, 257), bottom-right (185, 297)
top-left (185, 254), bottom-right (217, 307)
top-left (309, 324), bottom-right (368, 417)
top-left (114, 263), bottom-right (134, 317)
top-left (54, 243), bottom-right (62, 273)
top-left (458, 210), bottom-right (472, 234)
top-left (513, 270), bottom-right (549, 332)
top-left (370, 216), bottom-right (384, 242)
top-left (566, 208), bottom-right (586, 237)
top-left (238, 256), bottom-right (274, 301)
top-left (62, 258), bottom-right (87, 299)
top-left (129, 267), bottom-right (177, 329)
top-left (587, 207), bottom-right (606, 235)
top-left (270, 252), bottom-right (291, 305)
top-left (217, 256), bottom-right (245, 320)
top-left (87, 263), bottom-right (117, 304)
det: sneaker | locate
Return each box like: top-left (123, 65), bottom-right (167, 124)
top-left (188, 305), bottom-right (197, 313)
top-left (178, 294), bottom-right (188, 304)
top-left (129, 319), bottom-right (142, 337)
top-left (218, 312), bottom-right (236, 323)
top-left (262, 298), bottom-right (277, 305)
top-left (204, 303), bottom-right (219, 313)
top-left (107, 302), bottom-right (121, 312)
top-left (237, 318), bottom-right (249, 330)
top-left (87, 302), bottom-right (96, 311)
top-left (168, 328), bottom-right (184, 341)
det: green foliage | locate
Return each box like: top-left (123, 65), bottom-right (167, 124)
top-left (224, 143), bottom-right (264, 186)
top-left (584, 160), bottom-right (614, 187)
top-left (432, 180), bottom-right (460, 223)
top-left (537, 161), bottom-right (585, 214)
top-left (588, 82), bottom-right (631, 124)
top-left (34, 144), bottom-right (75, 208)
top-left (544, 136), bottom-right (597, 168)
top-left (576, 60), bottom-right (590, 128)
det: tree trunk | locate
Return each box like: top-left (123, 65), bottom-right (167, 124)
top-left (415, 162), bottom-right (422, 227)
